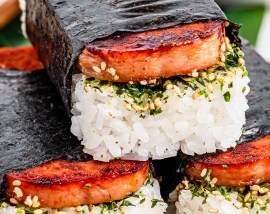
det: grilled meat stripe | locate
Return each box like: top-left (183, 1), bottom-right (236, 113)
top-left (5, 160), bottom-right (149, 208)
top-left (79, 21), bottom-right (224, 82)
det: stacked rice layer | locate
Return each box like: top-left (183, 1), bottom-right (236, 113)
top-left (71, 45), bottom-right (250, 161)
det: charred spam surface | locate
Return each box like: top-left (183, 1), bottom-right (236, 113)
top-left (185, 135), bottom-right (270, 186)
top-left (26, 0), bottom-right (238, 113)
top-left (86, 21), bottom-right (223, 53)
top-left (0, 69), bottom-right (91, 194)
top-left (5, 159), bottom-right (149, 208)
top-left (6, 160), bottom-right (148, 185)
top-left (80, 21), bottom-right (223, 82)
top-left (153, 41), bottom-right (270, 199)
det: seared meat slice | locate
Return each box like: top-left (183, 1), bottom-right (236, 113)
top-left (5, 159), bottom-right (149, 208)
top-left (185, 135), bottom-right (270, 186)
top-left (0, 46), bottom-right (44, 71)
top-left (79, 21), bottom-right (224, 82)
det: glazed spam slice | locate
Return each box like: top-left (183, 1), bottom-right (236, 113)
top-left (5, 160), bottom-right (149, 208)
top-left (185, 135), bottom-right (270, 186)
top-left (79, 21), bottom-right (224, 82)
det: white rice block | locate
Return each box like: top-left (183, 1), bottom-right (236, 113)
top-left (71, 72), bottom-right (250, 161)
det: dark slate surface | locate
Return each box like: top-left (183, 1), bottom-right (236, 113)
top-left (0, 70), bottom-right (91, 193)
top-left (153, 41), bottom-right (270, 199)
top-left (26, 0), bottom-right (240, 112)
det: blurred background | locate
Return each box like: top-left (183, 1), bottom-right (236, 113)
top-left (0, 0), bottom-right (270, 61)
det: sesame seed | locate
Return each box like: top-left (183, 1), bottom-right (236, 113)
top-left (182, 77), bottom-right (191, 82)
top-left (173, 86), bottom-right (181, 94)
top-left (32, 196), bottom-right (38, 203)
top-left (76, 206), bottom-right (82, 212)
top-left (234, 201), bottom-right (242, 208)
top-left (200, 168), bottom-right (207, 177)
top-left (108, 68), bottom-right (116, 76)
top-left (181, 180), bottom-right (189, 190)
top-left (101, 62), bottom-right (106, 71)
top-left (259, 188), bottom-right (266, 194)
top-left (250, 185), bottom-right (260, 191)
top-left (218, 62), bottom-right (225, 67)
top-left (140, 80), bottom-right (148, 85)
top-left (221, 54), bottom-right (226, 62)
top-left (225, 37), bottom-right (230, 45)
top-left (126, 97), bottom-right (134, 104)
top-left (245, 203), bottom-right (251, 208)
top-left (1, 202), bottom-right (8, 208)
top-left (85, 85), bottom-right (91, 93)
top-left (13, 187), bottom-right (23, 198)
top-left (238, 58), bottom-right (245, 65)
top-left (208, 67), bottom-right (215, 73)
top-left (166, 84), bottom-right (173, 90)
top-left (52, 209), bottom-right (58, 214)
top-left (221, 43), bottom-right (226, 52)
top-left (12, 180), bottom-right (21, 186)
top-left (225, 21), bottom-right (230, 27)
top-left (149, 102), bottom-right (155, 110)
top-left (208, 208), bottom-right (218, 213)
top-left (227, 44), bottom-right (232, 50)
top-left (24, 196), bottom-right (33, 207)
top-left (211, 178), bottom-right (218, 185)
top-left (200, 72), bottom-right (207, 79)
top-left (192, 70), bottom-right (199, 78)
top-left (132, 103), bottom-right (149, 111)
top-left (207, 84), bottom-right (214, 93)
top-left (212, 191), bottom-right (221, 196)
top-left (129, 81), bottom-right (134, 84)
top-left (163, 80), bottom-right (172, 87)
top-left (154, 98), bottom-right (162, 109)
top-left (251, 190), bottom-right (258, 195)
top-left (216, 195), bottom-right (225, 201)
top-left (10, 198), bottom-right (19, 204)
top-left (244, 192), bottom-right (251, 202)
top-left (175, 183), bottom-right (184, 191)
top-left (257, 198), bottom-right (264, 205)
top-left (125, 103), bottom-right (132, 111)
top-left (32, 201), bottom-right (41, 208)
top-left (33, 209), bottom-right (43, 214)
top-left (192, 91), bottom-right (199, 100)
top-left (89, 204), bottom-right (95, 211)
top-left (208, 73), bottom-right (216, 81)
top-left (239, 186), bottom-right (246, 192)
top-left (92, 66), bottom-right (101, 73)
top-left (114, 75), bottom-right (119, 81)
top-left (242, 208), bottom-right (249, 214)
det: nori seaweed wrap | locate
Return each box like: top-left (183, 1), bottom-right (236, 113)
top-left (25, 0), bottom-right (240, 112)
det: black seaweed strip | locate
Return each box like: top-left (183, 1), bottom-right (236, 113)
top-left (0, 70), bottom-right (91, 194)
